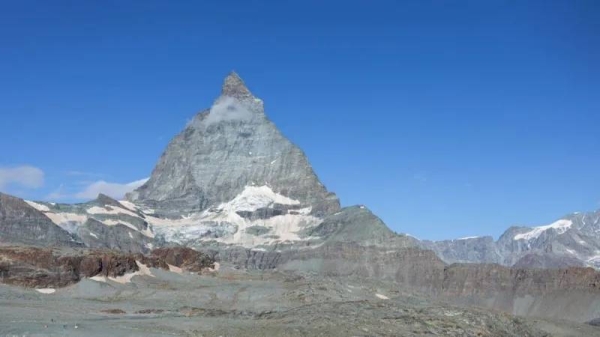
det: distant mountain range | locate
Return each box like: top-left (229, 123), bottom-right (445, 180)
top-left (422, 210), bottom-right (600, 268)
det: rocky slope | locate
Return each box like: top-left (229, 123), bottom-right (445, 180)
top-left (422, 209), bottom-right (600, 269)
top-left (0, 193), bottom-right (81, 247)
top-left (15, 194), bottom-right (154, 253)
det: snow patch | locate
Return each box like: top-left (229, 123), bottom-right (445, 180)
top-left (25, 200), bottom-right (50, 212)
top-left (513, 220), bottom-right (573, 241)
top-left (146, 186), bottom-right (318, 248)
top-left (375, 293), bottom-right (389, 300)
top-left (35, 288), bottom-right (55, 294)
top-left (217, 185), bottom-right (300, 213)
top-left (118, 200), bottom-right (138, 211)
top-left (89, 232), bottom-right (99, 239)
top-left (587, 254), bottom-right (600, 261)
top-left (457, 236), bottom-right (480, 240)
top-left (90, 275), bottom-right (107, 283)
top-left (87, 205), bottom-right (139, 218)
top-left (168, 264), bottom-right (183, 274)
top-left (108, 261), bottom-right (154, 284)
top-left (101, 219), bottom-right (139, 231)
top-left (207, 262), bottom-right (220, 272)
top-left (43, 212), bottom-right (87, 233)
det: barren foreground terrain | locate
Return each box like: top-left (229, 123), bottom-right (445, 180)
top-left (1, 264), bottom-right (598, 337)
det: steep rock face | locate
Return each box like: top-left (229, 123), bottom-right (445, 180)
top-left (128, 72), bottom-right (339, 218)
top-left (0, 193), bottom-right (81, 247)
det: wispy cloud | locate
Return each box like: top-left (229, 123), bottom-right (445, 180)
top-left (194, 97), bottom-right (253, 127)
top-left (0, 165), bottom-right (45, 189)
top-left (73, 178), bottom-right (149, 200)
top-left (46, 184), bottom-right (68, 200)
top-left (65, 170), bottom-right (106, 178)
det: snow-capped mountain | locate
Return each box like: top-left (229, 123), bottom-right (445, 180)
top-left (2, 72), bottom-right (600, 271)
top-left (422, 209), bottom-right (600, 268)
top-left (127, 72), bottom-right (339, 218)
top-left (0, 73), bottom-right (358, 253)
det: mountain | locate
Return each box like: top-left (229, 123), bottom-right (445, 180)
top-left (2, 73), bottom-right (600, 330)
top-left (127, 72), bottom-right (339, 219)
top-left (2, 73), bottom-right (396, 254)
top-left (3, 72), bottom-right (600, 272)
top-left (422, 209), bottom-right (600, 268)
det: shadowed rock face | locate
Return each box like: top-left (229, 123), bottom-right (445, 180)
top-left (128, 72), bottom-right (340, 218)
top-left (0, 193), bottom-right (81, 247)
top-left (145, 247), bottom-right (215, 272)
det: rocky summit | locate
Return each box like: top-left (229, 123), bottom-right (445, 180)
top-left (1, 73), bottom-right (600, 336)
top-left (127, 72), bottom-right (340, 219)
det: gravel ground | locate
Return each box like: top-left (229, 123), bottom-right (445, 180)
top-left (0, 266), bottom-right (598, 337)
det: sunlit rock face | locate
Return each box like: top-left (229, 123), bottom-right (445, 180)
top-left (127, 72), bottom-right (340, 219)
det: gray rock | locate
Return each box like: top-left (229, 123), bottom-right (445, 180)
top-left (128, 72), bottom-right (340, 218)
top-left (78, 218), bottom-right (151, 253)
top-left (0, 193), bottom-right (81, 247)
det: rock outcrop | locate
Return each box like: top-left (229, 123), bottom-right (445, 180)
top-left (0, 246), bottom-right (214, 288)
top-left (139, 247), bottom-right (214, 272)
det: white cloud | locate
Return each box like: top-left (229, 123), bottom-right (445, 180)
top-left (74, 178), bottom-right (149, 200)
top-left (0, 165), bottom-right (45, 189)
top-left (202, 97), bottom-right (253, 126)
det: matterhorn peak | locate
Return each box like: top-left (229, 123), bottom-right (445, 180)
top-left (128, 72), bottom-right (340, 218)
top-left (221, 71), bottom-right (253, 99)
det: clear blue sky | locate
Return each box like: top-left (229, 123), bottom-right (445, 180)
top-left (1, 1), bottom-right (599, 240)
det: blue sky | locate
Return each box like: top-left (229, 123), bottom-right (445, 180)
top-left (1, 1), bottom-right (599, 240)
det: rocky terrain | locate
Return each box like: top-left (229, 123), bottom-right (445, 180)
top-left (1, 264), bottom-right (598, 337)
top-left (1, 72), bottom-right (600, 335)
